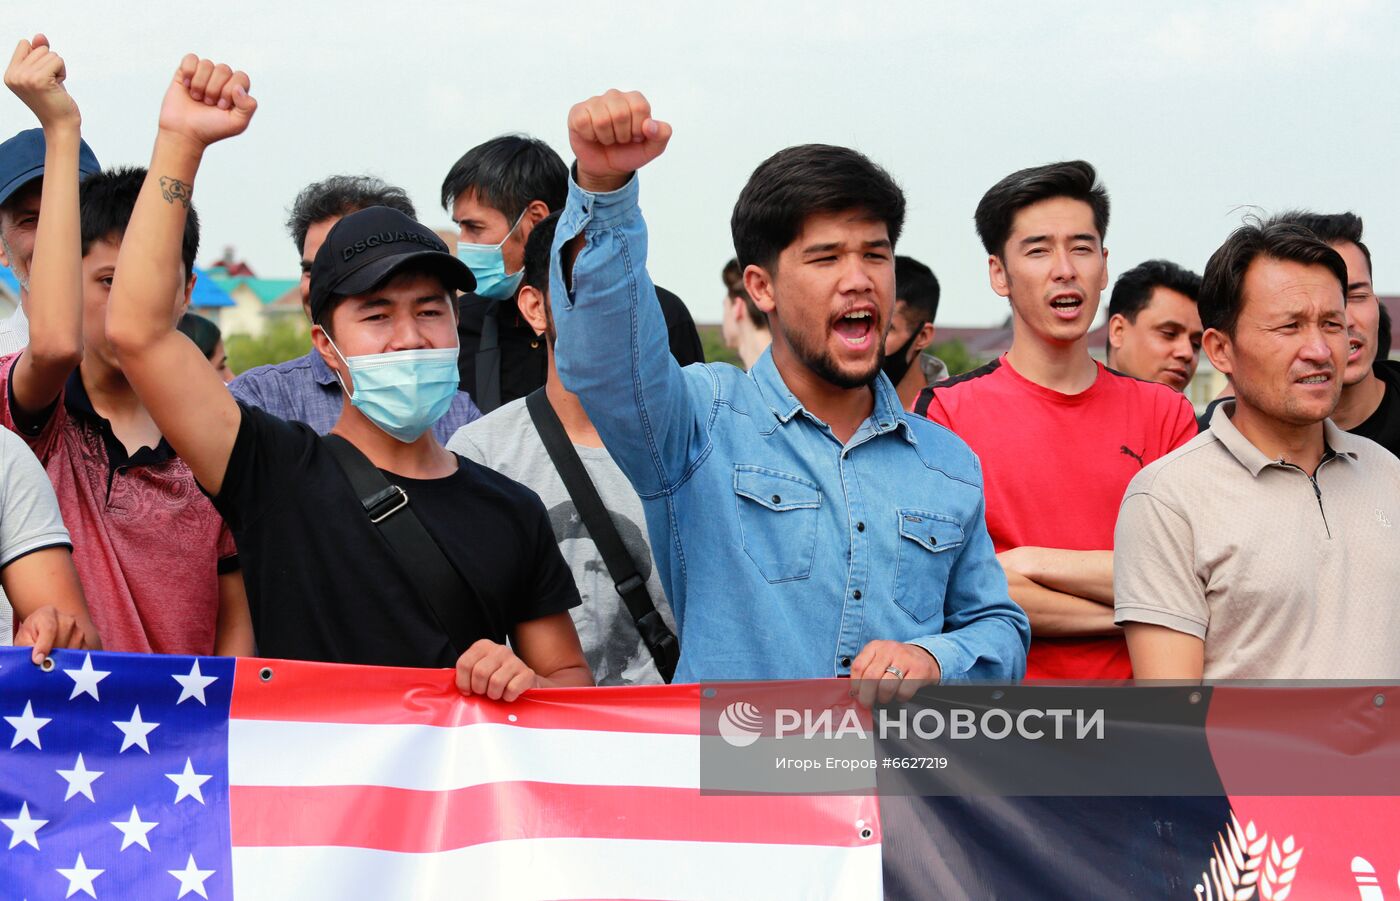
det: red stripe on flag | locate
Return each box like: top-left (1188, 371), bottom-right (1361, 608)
top-left (231, 657), bottom-right (702, 733)
top-left (230, 781), bottom-right (881, 852)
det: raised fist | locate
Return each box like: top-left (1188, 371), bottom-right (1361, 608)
top-left (5, 34), bottom-right (79, 128)
top-left (158, 54), bottom-right (256, 149)
top-left (567, 89), bottom-right (671, 193)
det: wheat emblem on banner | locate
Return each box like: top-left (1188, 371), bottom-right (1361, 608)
top-left (1193, 812), bottom-right (1303, 900)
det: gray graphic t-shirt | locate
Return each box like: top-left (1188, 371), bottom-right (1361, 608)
top-left (447, 397), bottom-right (676, 685)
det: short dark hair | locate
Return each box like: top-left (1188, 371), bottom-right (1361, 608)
top-left (286, 175), bottom-right (415, 256)
top-left (81, 167), bottom-right (199, 276)
top-left (440, 134), bottom-right (567, 219)
top-left (177, 311), bottom-right (222, 359)
top-left (974, 160), bottom-right (1109, 258)
top-left (521, 210), bottom-right (561, 294)
top-left (1379, 302), bottom-right (1392, 361)
top-left (722, 257), bottom-right (766, 329)
top-left (1199, 220), bottom-right (1348, 337)
top-left (1108, 259), bottom-right (1202, 323)
top-left (1276, 210), bottom-right (1373, 284)
top-left (895, 255), bottom-right (940, 323)
top-left (730, 144), bottom-right (905, 273)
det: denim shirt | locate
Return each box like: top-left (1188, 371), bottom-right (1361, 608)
top-left (551, 174), bottom-right (1029, 683)
top-left (229, 349), bottom-right (481, 443)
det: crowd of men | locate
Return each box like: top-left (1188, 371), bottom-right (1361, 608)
top-left (1, 36), bottom-right (1397, 701)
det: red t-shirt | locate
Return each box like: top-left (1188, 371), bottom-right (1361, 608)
top-left (0, 353), bottom-right (237, 654)
top-left (917, 356), bottom-right (1197, 679)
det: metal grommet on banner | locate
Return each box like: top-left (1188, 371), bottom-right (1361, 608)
top-left (1375, 693), bottom-right (1386, 708)
top-left (1188, 691), bottom-right (1202, 705)
top-left (259, 666), bottom-right (274, 682)
top-left (39, 657), bottom-right (54, 673)
top-left (702, 687), bottom-right (716, 699)
top-left (507, 714), bottom-right (518, 723)
top-left (859, 826), bottom-right (873, 840)
top-left (991, 689), bottom-right (1004, 701)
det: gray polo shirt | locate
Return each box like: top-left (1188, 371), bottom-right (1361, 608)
top-left (1114, 401), bottom-right (1400, 679)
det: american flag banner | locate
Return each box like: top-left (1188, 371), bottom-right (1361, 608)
top-left (0, 648), bottom-right (882, 900)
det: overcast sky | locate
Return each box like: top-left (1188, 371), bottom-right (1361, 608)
top-left (8, 0), bottom-right (1397, 326)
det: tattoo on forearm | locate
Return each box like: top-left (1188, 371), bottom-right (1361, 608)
top-left (158, 176), bottom-right (192, 208)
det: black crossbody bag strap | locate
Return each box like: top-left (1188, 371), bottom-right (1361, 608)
top-left (321, 434), bottom-right (489, 658)
top-left (525, 388), bottom-right (679, 682)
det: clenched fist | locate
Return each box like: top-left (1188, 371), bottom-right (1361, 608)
top-left (567, 89), bottom-right (671, 193)
top-left (5, 34), bottom-right (79, 128)
top-left (158, 54), bottom-right (256, 150)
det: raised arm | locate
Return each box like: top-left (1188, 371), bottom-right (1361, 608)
top-left (106, 55), bottom-right (256, 496)
top-left (4, 35), bottom-right (84, 414)
top-left (550, 90), bottom-right (712, 496)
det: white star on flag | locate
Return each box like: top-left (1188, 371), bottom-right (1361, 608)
top-left (56, 852), bottom-right (103, 898)
top-left (166, 757), bottom-right (211, 804)
top-left (63, 654), bottom-right (110, 701)
top-left (113, 705), bottom-right (159, 753)
top-left (5, 700), bottom-right (49, 749)
top-left (57, 753), bottom-right (103, 802)
top-left (110, 805), bottom-right (157, 851)
top-left (1, 801), bottom-right (47, 849)
top-left (172, 660), bottom-right (217, 706)
top-left (168, 854), bottom-right (215, 899)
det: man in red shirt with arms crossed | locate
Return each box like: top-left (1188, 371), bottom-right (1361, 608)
top-left (916, 161), bottom-right (1196, 679)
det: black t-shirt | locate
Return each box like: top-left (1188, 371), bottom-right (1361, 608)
top-left (457, 285), bottom-right (705, 413)
top-left (212, 405), bottom-right (580, 668)
top-left (1350, 359), bottom-right (1400, 457)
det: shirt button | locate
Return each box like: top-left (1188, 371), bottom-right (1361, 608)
top-left (841, 656), bottom-right (852, 667)
top-left (853, 590), bottom-right (862, 600)
top-left (856, 522), bottom-right (865, 532)
top-left (771, 495), bottom-right (781, 504)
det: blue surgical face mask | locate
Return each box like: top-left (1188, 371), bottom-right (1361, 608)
top-left (326, 337), bottom-right (461, 443)
top-left (456, 209), bottom-right (528, 300)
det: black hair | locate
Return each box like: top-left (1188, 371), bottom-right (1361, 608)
top-left (1379, 302), bottom-right (1392, 361)
top-left (1275, 210), bottom-right (1373, 284)
top-left (974, 160), bottom-right (1109, 258)
top-left (440, 134), bottom-right (567, 219)
top-left (730, 144), bottom-right (905, 273)
top-left (1199, 220), bottom-right (1348, 337)
top-left (286, 175), bottom-right (416, 255)
top-left (521, 210), bottom-right (562, 294)
top-left (176, 311), bottom-right (222, 359)
top-left (81, 166), bottom-right (199, 276)
top-left (1108, 259), bottom-right (1202, 322)
top-left (894, 255), bottom-right (940, 324)
top-left (722, 257), bottom-right (766, 329)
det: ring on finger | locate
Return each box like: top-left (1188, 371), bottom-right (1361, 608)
top-left (884, 665), bottom-right (905, 680)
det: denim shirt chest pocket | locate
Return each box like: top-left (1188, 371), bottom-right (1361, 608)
top-left (892, 510), bottom-right (965, 622)
top-left (733, 465), bottom-right (822, 583)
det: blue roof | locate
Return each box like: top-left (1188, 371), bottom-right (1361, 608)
top-left (191, 268), bottom-right (235, 308)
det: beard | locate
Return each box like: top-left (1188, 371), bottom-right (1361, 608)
top-left (780, 317), bottom-right (885, 390)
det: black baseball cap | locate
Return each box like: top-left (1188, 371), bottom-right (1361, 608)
top-left (308, 205), bottom-right (475, 324)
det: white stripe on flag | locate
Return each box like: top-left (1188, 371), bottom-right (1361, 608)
top-left (229, 719), bottom-right (702, 790)
top-left (231, 837), bottom-right (883, 900)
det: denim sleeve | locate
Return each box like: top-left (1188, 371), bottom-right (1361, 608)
top-left (549, 173), bottom-right (713, 497)
top-left (909, 493), bottom-right (1030, 682)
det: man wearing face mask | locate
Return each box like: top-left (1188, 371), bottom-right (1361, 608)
top-left (444, 135), bottom-right (704, 413)
top-left (108, 56), bottom-right (592, 700)
top-left (883, 255), bottom-right (944, 410)
top-left (230, 175), bottom-right (482, 439)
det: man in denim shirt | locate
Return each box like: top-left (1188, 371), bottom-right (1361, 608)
top-left (551, 90), bottom-right (1028, 690)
